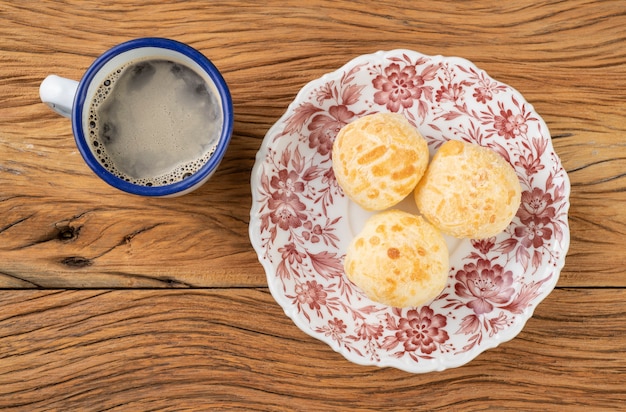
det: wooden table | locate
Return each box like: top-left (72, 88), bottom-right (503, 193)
top-left (1, 1), bottom-right (624, 410)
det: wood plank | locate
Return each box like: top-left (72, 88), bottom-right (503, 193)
top-left (1, 0), bottom-right (625, 288)
top-left (0, 288), bottom-right (624, 410)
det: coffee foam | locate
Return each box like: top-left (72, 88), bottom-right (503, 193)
top-left (87, 58), bottom-right (223, 187)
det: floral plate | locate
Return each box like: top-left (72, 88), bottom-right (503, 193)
top-left (249, 50), bottom-right (570, 373)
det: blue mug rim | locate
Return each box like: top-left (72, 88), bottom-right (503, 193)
top-left (72, 37), bottom-right (233, 197)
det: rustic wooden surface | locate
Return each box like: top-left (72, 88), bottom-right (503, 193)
top-left (0, 0), bottom-right (624, 410)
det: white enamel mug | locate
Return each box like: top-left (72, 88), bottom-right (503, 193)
top-left (40, 37), bottom-right (233, 197)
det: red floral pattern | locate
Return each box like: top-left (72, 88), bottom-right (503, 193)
top-left (494, 109), bottom-right (529, 139)
top-left (293, 280), bottom-right (328, 311)
top-left (383, 307), bottom-right (450, 360)
top-left (454, 259), bottom-right (516, 315)
top-left (307, 105), bottom-right (355, 155)
top-left (250, 50), bottom-right (570, 373)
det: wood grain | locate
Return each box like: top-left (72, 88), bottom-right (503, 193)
top-left (1, 0), bottom-right (625, 410)
top-left (0, 288), bottom-right (624, 411)
top-left (1, 0), bottom-right (625, 288)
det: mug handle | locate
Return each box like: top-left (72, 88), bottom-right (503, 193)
top-left (39, 75), bottom-right (79, 118)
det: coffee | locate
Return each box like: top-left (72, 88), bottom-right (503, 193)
top-left (87, 58), bottom-right (223, 186)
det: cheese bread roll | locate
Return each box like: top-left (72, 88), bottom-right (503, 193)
top-left (344, 210), bottom-right (449, 308)
top-left (332, 113), bottom-right (429, 211)
top-left (414, 140), bottom-right (522, 239)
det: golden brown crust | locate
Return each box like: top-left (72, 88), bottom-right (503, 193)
top-left (344, 210), bottom-right (449, 308)
top-left (414, 140), bottom-right (522, 239)
top-left (332, 113), bottom-right (429, 211)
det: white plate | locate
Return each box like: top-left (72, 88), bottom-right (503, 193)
top-left (249, 50), bottom-right (570, 373)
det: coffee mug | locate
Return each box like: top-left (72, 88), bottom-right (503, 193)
top-left (40, 37), bottom-right (233, 197)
